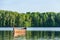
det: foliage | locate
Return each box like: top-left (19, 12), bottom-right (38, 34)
top-left (0, 10), bottom-right (60, 27)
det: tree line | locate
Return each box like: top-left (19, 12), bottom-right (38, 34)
top-left (0, 10), bottom-right (60, 27)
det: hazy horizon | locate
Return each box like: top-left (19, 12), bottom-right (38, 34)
top-left (0, 0), bottom-right (60, 13)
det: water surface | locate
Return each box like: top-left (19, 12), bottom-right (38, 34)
top-left (0, 27), bottom-right (60, 40)
top-left (14, 31), bottom-right (60, 40)
top-left (0, 31), bottom-right (13, 40)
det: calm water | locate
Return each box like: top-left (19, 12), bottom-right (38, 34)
top-left (14, 27), bottom-right (60, 40)
top-left (0, 31), bottom-right (13, 40)
top-left (0, 27), bottom-right (60, 40)
top-left (14, 31), bottom-right (60, 40)
top-left (1, 31), bottom-right (60, 40)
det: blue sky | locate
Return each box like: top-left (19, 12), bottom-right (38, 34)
top-left (0, 0), bottom-right (60, 13)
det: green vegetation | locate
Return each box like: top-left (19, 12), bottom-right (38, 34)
top-left (0, 10), bottom-right (60, 27)
top-left (0, 10), bottom-right (60, 40)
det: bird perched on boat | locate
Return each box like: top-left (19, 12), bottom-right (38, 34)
top-left (14, 27), bottom-right (26, 38)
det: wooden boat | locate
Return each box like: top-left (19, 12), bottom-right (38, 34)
top-left (14, 27), bottom-right (26, 37)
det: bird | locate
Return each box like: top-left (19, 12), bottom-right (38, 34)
top-left (23, 27), bottom-right (26, 29)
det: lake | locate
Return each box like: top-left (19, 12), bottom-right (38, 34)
top-left (0, 31), bottom-right (13, 40)
top-left (0, 27), bottom-right (60, 40)
top-left (14, 31), bottom-right (60, 40)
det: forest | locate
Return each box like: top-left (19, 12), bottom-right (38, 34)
top-left (0, 10), bottom-right (60, 27)
top-left (0, 10), bottom-right (60, 40)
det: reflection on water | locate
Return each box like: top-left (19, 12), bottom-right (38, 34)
top-left (0, 29), bottom-right (60, 40)
top-left (14, 37), bottom-right (26, 40)
top-left (14, 31), bottom-right (60, 40)
top-left (0, 31), bottom-right (13, 40)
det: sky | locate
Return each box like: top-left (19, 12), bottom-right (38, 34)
top-left (0, 0), bottom-right (60, 13)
